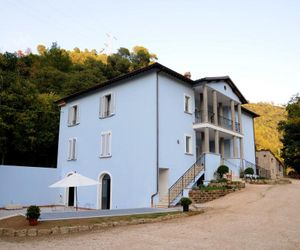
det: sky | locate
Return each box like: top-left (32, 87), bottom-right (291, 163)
top-left (1, 0), bottom-right (299, 104)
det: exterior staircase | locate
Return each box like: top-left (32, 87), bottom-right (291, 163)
top-left (168, 155), bottom-right (205, 207)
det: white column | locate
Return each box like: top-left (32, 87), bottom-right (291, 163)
top-left (233, 136), bottom-right (238, 158)
top-left (240, 138), bottom-right (244, 159)
top-left (213, 90), bottom-right (218, 125)
top-left (204, 127), bottom-right (209, 153)
top-left (220, 137), bottom-right (225, 158)
top-left (203, 85), bottom-right (208, 123)
top-left (214, 130), bottom-right (219, 154)
top-left (231, 100), bottom-right (236, 131)
top-left (237, 104), bottom-right (242, 133)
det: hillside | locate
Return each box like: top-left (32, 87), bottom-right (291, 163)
top-left (244, 103), bottom-right (287, 160)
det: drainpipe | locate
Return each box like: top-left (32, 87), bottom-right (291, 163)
top-left (151, 69), bottom-right (161, 207)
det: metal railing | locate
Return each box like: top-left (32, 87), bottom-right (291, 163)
top-left (168, 155), bottom-right (205, 206)
top-left (195, 111), bottom-right (240, 133)
top-left (243, 160), bottom-right (271, 178)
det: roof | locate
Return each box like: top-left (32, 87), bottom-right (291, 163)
top-left (56, 62), bottom-right (194, 104)
top-left (195, 76), bottom-right (248, 104)
top-left (57, 62), bottom-right (249, 106)
top-left (241, 106), bottom-right (259, 118)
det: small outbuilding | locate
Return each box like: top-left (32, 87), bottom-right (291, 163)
top-left (256, 149), bottom-right (284, 179)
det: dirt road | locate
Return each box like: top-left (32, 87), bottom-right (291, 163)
top-left (1, 180), bottom-right (300, 250)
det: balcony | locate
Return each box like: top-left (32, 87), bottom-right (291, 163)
top-left (194, 110), bottom-right (240, 133)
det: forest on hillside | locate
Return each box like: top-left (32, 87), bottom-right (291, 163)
top-left (244, 103), bottom-right (287, 160)
top-left (0, 43), bottom-right (157, 167)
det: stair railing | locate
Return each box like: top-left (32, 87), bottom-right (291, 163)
top-left (168, 155), bottom-right (205, 207)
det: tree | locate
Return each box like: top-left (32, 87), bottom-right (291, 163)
top-left (278, 94), bottom-right (300, 173)
top-left (130, 46), bottom-right (157, 70)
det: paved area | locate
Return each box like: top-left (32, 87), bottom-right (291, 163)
top-left (0, 206), bottom-right (180, 221)
top-left (40, 207), bottom-right (180, 221)
top-left (1, 179), bottom-right (300, 250)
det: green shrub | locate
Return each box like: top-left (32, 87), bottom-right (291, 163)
top-left (26, 205), bottom-right (41, 220)
top-left (217, 165), bottom-right (229, 178)
top-left (180, 197), bottom-right (192, 206)
top-left (244, 167), bottom-right (254, 175)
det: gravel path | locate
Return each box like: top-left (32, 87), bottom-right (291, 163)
top-left (1, 179), bottom-right (300, 250)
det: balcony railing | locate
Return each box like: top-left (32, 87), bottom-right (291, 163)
top-left (194, 110), bottom-right (240, 133)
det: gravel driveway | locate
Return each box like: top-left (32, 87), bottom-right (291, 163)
top-left (1, 179), bottom-right (300, 250)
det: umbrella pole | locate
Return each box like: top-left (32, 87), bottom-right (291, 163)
top-left (76, 186), bottom-right (78, 211)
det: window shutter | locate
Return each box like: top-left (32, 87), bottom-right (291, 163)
top-left (100, 96), bottom-right (105, 118)
top-left (110, 93), bottom-right (115, 115)
top-left (68, 107), bottom-right (72, 125)
top-left (75, 106), bottom-right (79, 124)
top-left (106, 133), bottom-right (111, 156)
top-left (72, 138), bottom-right (77, 159)
top-left (68, 139), bottom-right (72, 160)
top-left (101, 134), bottom-right (105, 156)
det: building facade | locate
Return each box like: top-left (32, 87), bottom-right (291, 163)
top-left (55, 63), bottom-right (258, 209)
top-left (256, 150), bottom-right (284, 179)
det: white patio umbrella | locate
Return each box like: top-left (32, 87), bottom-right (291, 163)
top-left (49, 172), bottom-right (98, 210)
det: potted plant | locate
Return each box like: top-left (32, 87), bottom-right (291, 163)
top-left (180, 197), bottom-right (192, 212)
top-left (26, 205), bottom-right (41, 226)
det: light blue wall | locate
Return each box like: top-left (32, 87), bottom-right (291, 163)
top-left (57, 73), bottom-right (157, 209)
top-left (242, 112), bottom-right (256, 164)
top-left (208, 81), bottom-right (241, 103)
top-left (204, 153), bottom-right (221, 182)
top-left (158, 73), bottom-right (196, 189)
top-left (0, 165), bottom-right (60, 207)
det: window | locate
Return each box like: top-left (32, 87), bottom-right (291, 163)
top-left (68, 105), bottom-right (79, 126)
top-left (68, 138), bottom-right (77, 160)
top-left (184, 94), bottom-right (192, 114)
top-left (184, 135), bottom-right (192, 154)
top-left (100, 131), bottom-right (112, 157)
top-left (100, 93), bottom-right (115, 118)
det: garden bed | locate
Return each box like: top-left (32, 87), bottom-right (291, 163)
top-left (0, 211), bottom-right (203, 238)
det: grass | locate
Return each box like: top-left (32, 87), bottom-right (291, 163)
top-left (0, 211), bottom-right (190, 230)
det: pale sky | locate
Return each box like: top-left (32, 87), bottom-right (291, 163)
top-left (1, 0), bottom-right (299, 104)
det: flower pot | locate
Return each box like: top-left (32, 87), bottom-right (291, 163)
top-left (28, 218), bottom-right (38, 226)
top-left (183, 204), bottom-right (189, 212)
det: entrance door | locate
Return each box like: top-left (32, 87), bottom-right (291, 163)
top-left (101, 174), bottom-right (111, 209)
top-left (68, 187), bottom-right (75, 206)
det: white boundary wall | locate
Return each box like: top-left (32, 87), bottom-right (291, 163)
top-left (0, 165), bottom-right (60, 207)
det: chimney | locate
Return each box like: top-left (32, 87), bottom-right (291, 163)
top-left (183, 72), bottom-right (191, 79)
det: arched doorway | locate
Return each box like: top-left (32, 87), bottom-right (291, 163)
top-left (98, 172), bottom-right (112, 209)
top-left (68, 186), bottom-right (75, 206)
top-left (101, 174), bottom-right (111, 209)
top-left (65, 172), bottom-right (75, 207)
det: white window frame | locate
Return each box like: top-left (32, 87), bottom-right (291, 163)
top-left (68, 104), bottom-right (80, 126)
top-left (184, 134), bottom-right (193, 155)
top-left (184, 94), bottom-right (192, 114)
top-left (100, 92), bottom-right (115, 118)
top-left (100, 131), bottom-right (112, 158)
top-left (67, 137), bottom-right (77, 160)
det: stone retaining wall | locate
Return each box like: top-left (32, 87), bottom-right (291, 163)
top-left (0, 212), bottom-right (194, 238)
top-left (245, 178), bottom-right (291, 185)
top-left (189, 189), bottom-right (235, 203)
top-left (189, 181), bottom-right (245, 204)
